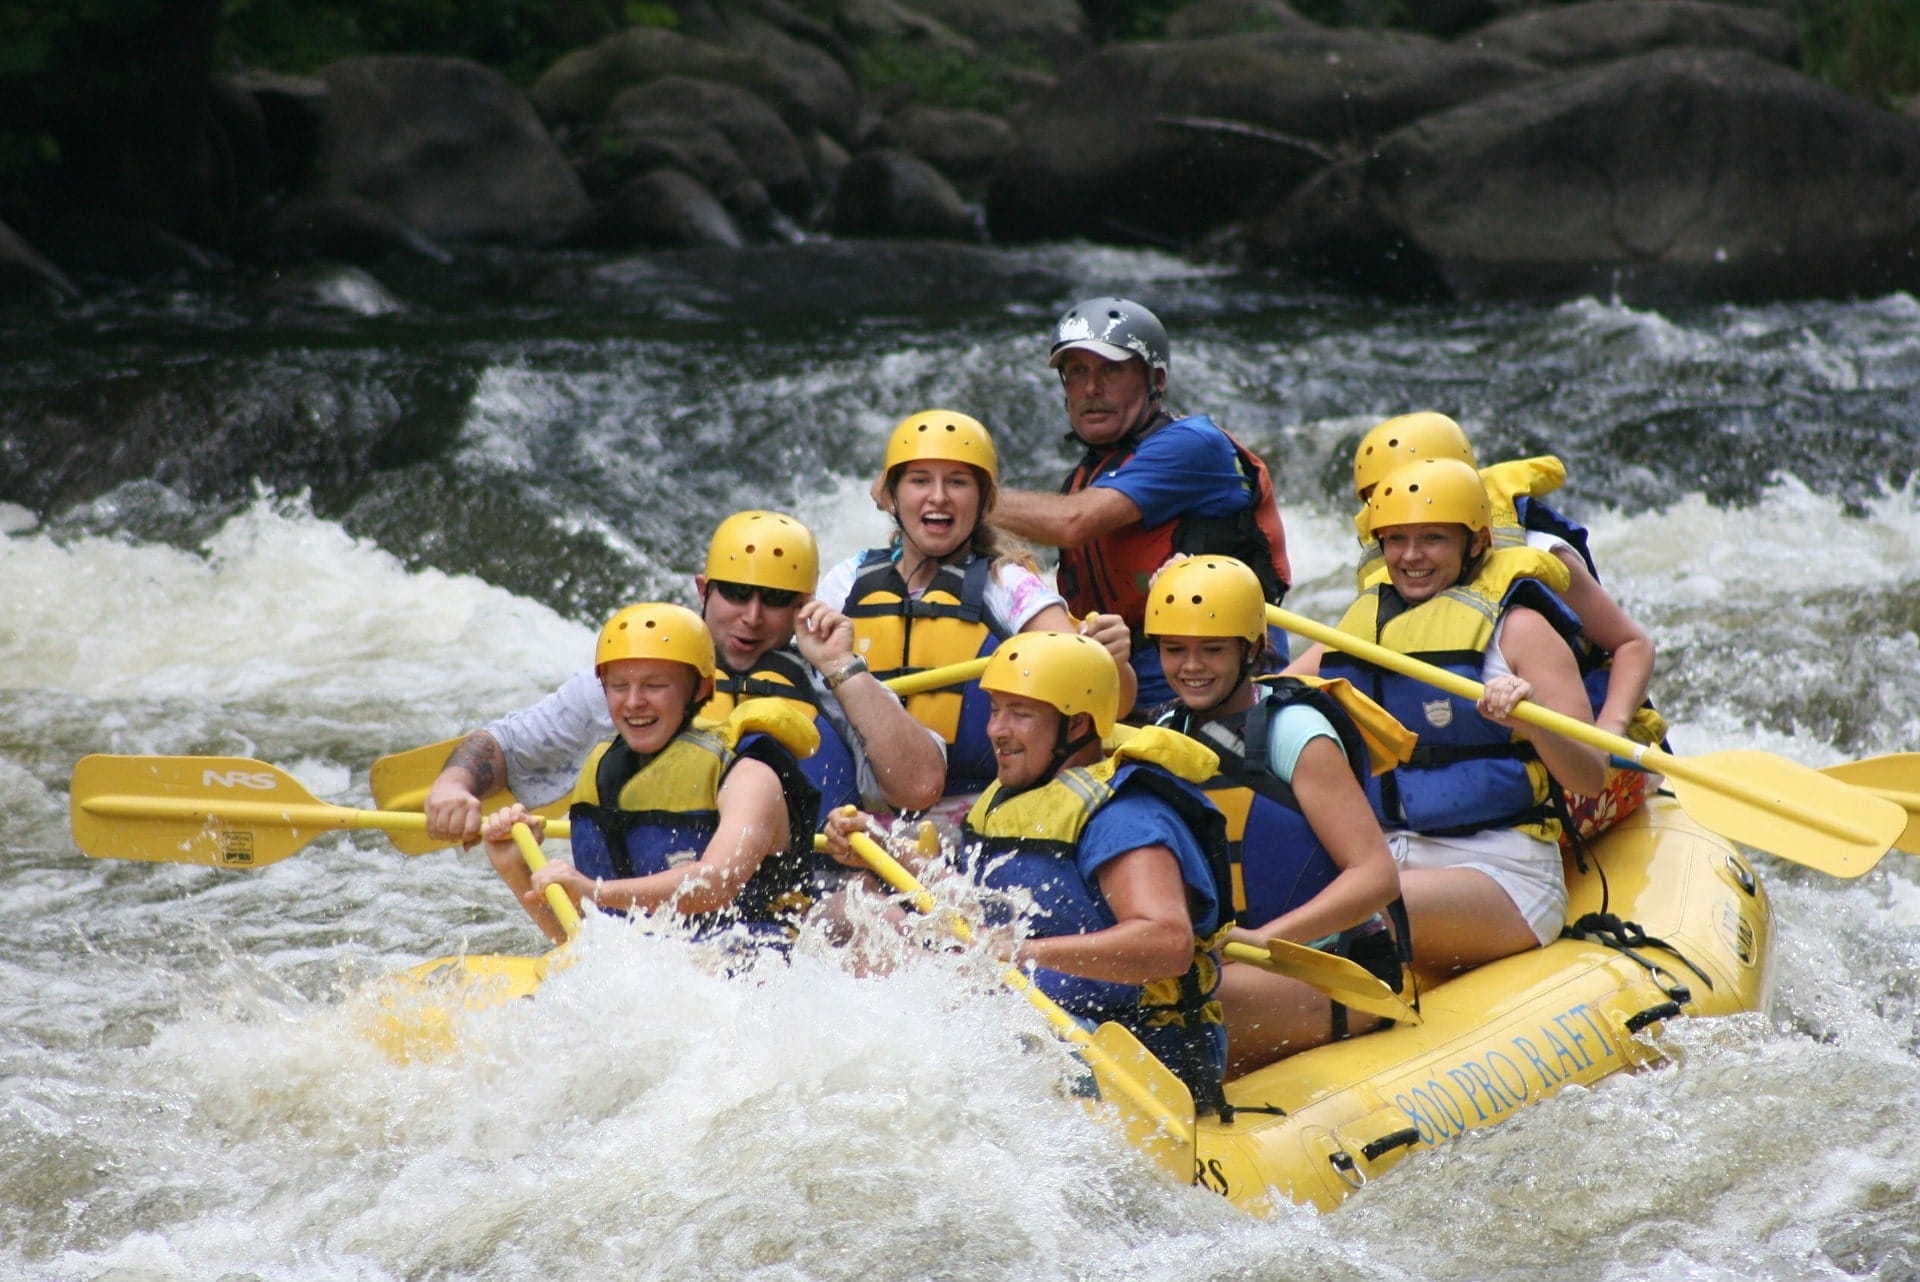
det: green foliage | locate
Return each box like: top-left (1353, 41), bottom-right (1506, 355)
top-left (624, 2), bottom-right (680, 28)
top-left (215, 0), bottom-right (624, 83)
top-left (854, 37), bottom-right (1040, 115)
top-left (0, 0), bottom-right (165, 194)
top-left (1800, 0), bottom-right (1920, 105)
top-left (1112, 0), bottom-right (1185, 39)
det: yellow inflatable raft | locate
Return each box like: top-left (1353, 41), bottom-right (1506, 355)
top-left (1197, 794), bottom-right (1773, 1213)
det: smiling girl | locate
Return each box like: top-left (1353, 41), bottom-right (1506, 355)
top-left (1288, 459), bottom-right (1605, 981)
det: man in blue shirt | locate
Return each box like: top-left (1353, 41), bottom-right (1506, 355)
top-left (992, 297), bottom-right (1293, 708)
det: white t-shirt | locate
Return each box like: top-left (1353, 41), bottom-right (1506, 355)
top-left (483, 657), bottom-right (900, 810)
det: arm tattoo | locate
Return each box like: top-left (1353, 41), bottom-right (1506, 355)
top-left (446, 732), bottom-right (503, 796)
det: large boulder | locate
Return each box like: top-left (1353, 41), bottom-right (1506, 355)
top-left (675, 3), bottom-right (862, 141)
top-left (0, 220), bottom-right (77, 300)
top-left (871, 103), bottom-right (1012, 196)
top-left (1246, 49), bottom-right (1920, 303)
top-left (826, 0), bottom-right (978, 56)
top-left (831, 149), bottom-right (979, 239)
top-left (304, 57), bottom-right (591, 246)
top-left (1461, 0), bottom-right (1798, 68)
top-left (905, 0), bottom-right (1091, 65)
top-left (987, 29), bottom-right (1541, 245)
top-left (599, 76), bottom-right (816, 221)
top-left (531, 25), bottom-right (857, 144)
top-left (601, 168), bottom-right (747, 248)
top-left (1165, 0), bottom-right (1321, 40)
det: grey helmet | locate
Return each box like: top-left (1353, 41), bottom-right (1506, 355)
top-left (1048, 297), bottom-right (1170, 380)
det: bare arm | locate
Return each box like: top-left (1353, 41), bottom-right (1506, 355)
top-left (532, 757), bottom-right (791, 918)
top-left (992, 484), bottom-right (1142, 551)
top-left (478, 805), bottom-right (566, 943)
top-left (1281, 641), bottom-right (1327, 677)
top-left (1016, 844), bottom-right (1195, 983)
top-left (1492, 608), bottom-right (1608, 795)
top-left (1228, 736), bottom-right (1397, 948)
top-left (425, 731), bottom-right (507, 843)
top-left (794, 599), bottom-right (946, 810)
top-left (1552, 548), bottom-right (1654, 736)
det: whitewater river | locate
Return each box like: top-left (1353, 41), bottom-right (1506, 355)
top-left (3, 246), bottom-right (1919, 1280)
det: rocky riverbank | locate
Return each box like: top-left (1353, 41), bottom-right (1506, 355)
top-left (5, 0), bottom-right (1919, 305)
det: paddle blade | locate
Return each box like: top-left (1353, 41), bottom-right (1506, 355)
top-left (1671, 749), bottom-right (1908, 878)
top-left (71, 754), bottom-right (339, 867)
top-left (369, 737), bottom-right (571, 855)
top-left (362, 952), bottom-right (554, 1063)
top-left (1821, 754), bottom-right (1920, 856)
top-left (1086, 1021), bottom-right (1197, 1182)
top-left (1224, 939), bottom-right (1420, 1025)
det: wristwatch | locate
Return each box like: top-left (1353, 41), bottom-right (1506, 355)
top-left (825, 655), bottom-right (870, 690)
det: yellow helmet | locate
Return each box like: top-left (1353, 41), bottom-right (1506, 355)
top-left (1143, 556), bottom-right (1266, 645)
top-left (882, 409), bottom-right (999, 485)
top-left (595, 602), bottom-right (716, 678)
top-left (1363, 458), bottom-right (1492, 540)
top-left (979, 631), bottom-right (1119, 737)
top-left (1352, 412), bottom-right (1477, 499)
top-left (703, 510), bottom-right (818, 594)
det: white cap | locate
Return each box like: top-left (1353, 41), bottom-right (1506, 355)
top-left (1047, 338), bottom-right (1140, 369)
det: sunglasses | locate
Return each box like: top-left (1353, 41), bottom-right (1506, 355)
top-left (709, 580), bottom-right (802, 609)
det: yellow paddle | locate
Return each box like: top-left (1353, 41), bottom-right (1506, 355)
top-left (369, 656), bottom-right (995, 855)
top-left (1267, 604), bottom-right (1906, 878)
top-left (368, 740), bottom-right (571, 854)
top-left (368, 823), bottom-right (571, 1060)
top-left (1222, 939), bottom-right (1420, 1024)
top-left (69, 754), bottom-right (570, 867)
top-left (1819, 754), bottom-right (1920, 856)
top-left (846, 831), bottom-right (1197, 1183)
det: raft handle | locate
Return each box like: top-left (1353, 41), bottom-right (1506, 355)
top-left (1359, 1127), bottom-right (1422, 1163)
top-left (1625, 1000), bottom-right (1683, 1034)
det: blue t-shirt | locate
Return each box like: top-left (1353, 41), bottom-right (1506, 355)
top-left (1086, 416), bottom-right (1252, 527)
top-left (1076, 788), bottom-right (1223, 938)
top-left (1084, 415), bottom-right (1285, 706)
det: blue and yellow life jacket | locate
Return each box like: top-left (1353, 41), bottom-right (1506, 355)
top-left (1157, 677), bottom-right (1402, 928)
top-left (704, 645), bottom-right (860, 815)
top-left (1325, 547), bottom-right (1584, 842)
top-left (568, 701), bottom-right (821, 936)
top-left (842, 550), bottom-right (1011, 795)
top-left (961, 726), bottom-right (1232, 1112)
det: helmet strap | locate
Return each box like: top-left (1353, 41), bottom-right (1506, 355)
top-left (1048, 711), bottom-right (1101, 777)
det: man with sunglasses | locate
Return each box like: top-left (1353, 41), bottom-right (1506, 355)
top-left (421, 510), bottom-right (946, 844)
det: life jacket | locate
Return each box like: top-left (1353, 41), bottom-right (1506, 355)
top-left (841, 549), bottom-right (1011, 795)
top-left (1354, 456), bottom-right (1569, 588)
top-left (1058, 412), bottom-right (1292, 633)
top-left (568, 701), bottom-right (821, 937)
top-left (1324, 546), bottom-right (1585, 842)
top-left (703, 645), bottom-right (861, 815)
top-left (961, 726), bottom-right (1233, 1113)
top-left (1155, 676), bottom-right (1408, 928)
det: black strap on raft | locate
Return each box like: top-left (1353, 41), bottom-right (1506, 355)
top-left (1560, 911), bottom-right (1712, 1006)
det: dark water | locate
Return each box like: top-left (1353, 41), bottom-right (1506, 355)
top-left (3, 243), bottom-right (1920, 1280)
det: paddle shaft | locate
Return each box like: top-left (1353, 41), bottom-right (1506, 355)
top-left (78, 794), bottom-right (571, 841)
top-left (847, 833), bottom-right (1197, 1145)
top-left (514, 822), bottom-right (582, 937)
top-left (1267, 604), bottom-right (1887, 848)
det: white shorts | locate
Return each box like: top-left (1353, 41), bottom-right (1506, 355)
top-left (1388, 827), bottom-right (1568, 946)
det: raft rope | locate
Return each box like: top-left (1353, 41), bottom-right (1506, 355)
top-left (1559, 910), bottom-right (1713, 1006)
